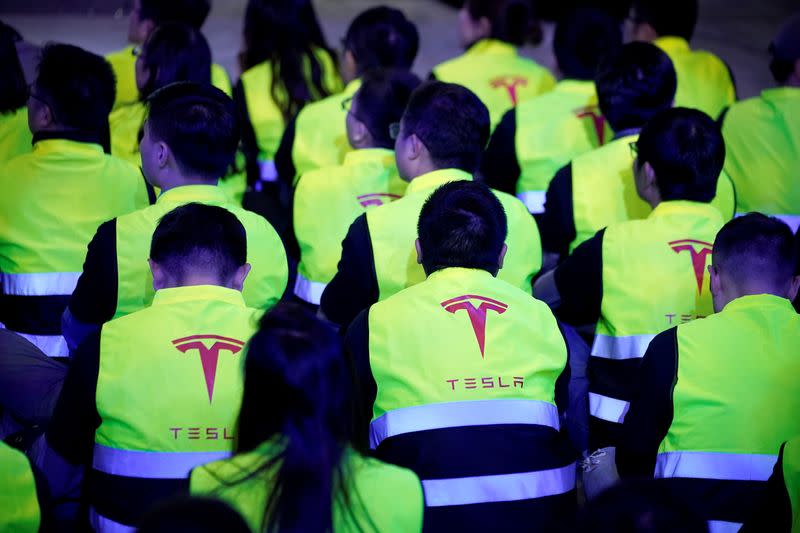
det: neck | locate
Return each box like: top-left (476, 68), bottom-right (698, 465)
top-left (160, 275), bottom-right (229, 290)
top-left (157, 174), bottom-right (219, 192)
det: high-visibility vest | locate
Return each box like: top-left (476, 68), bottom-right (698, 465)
top-left (191, 439), bottom-right (424, 533)
top-left (433, 39), bottom-right (556, 129)
top-left (783, 438), bottom-right (800, 533)
top-left (294, 148), bottom-right (406, 304)
top-left (366, 168), bottom-right (542, 301)
top-left (0, 107), bottom-right (32, 162)
top-left (722, 87), bottom-right (800, 232)
top-left (654, 36), bottom-right (735, 119)
top-left (109, 101), bottom-right (146, 167)
top-left (0, 138), bottom-right (148, 357)
top-left (0, 441), bottom-right (40, 533)
top-left (368, 267), bottom-right (574, 529)
top-left (515, 79), bottom-right (611, 213)
top-left (657, 294), bottom-right (800, 532)
top-left (587, 200), bottom-right (723, 448)
top-left (570, 134), bottom-right (735, 252)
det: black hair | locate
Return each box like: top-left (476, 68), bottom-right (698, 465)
top-left (595, 42), bottom-right (676, 132)
top-left (630, 0), bottom-right (698, 41)
top-left (34, 43), bottom-right (116, 133)
top-left (139, 23), bottom-right (211, 100)
top-left (138, 0), bottom-right (211, 29)
top-left (418, 181), bottom-right (508, 275)
top-left (400, 81), bottom-right (490, 173)
top-left (145, 81), bottom-right (239, 180)
top-left (150, 203), bottom-right (247, 282)
top-left (636, 107), bottom-right (724, 202)
top-left (0, 22), bottom-right (27, 114)
top-left (137, 496), bottom-right (251, 533)
top-left (464, 0), bottom-right (542, 47)
top-left (553, 8), bottom-right (623, 81)
top-left (343, 6), bottom-right (419, 75)
top-left (769, 43), bottom-right (795, 85)
top-left (353, 68), bottom-right (421, 149)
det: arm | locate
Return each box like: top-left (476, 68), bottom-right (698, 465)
top-left (343, 309), bottom-right (377, 452)
top-left (275, 116), bottom-right (298, 187)
top-left (480, 109), bottom-right (520, 195)
top-left (535, 164), bottom-right (577, 264)
top-left (233, 80), bottom-right (261, 188)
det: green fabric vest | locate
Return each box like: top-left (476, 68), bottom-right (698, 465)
top-left (0, 441), bottom-right (40, 533)
top-left (783, 438), bottom-right (800, 533)
top-left (0, 107), bottom-right (32, 163)
top-left (109, 101), bottom-right (146, 167)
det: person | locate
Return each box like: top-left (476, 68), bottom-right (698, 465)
top-left (432, 0), bottom-right (556, 129)
top-left (63, 82), bottom-right (288, 352)
top-left (293, 69), bottom-right (421, 305)
top-left (0, 44), bottom-right (148, 358)
top-left (0, 440), bottom-right (45, 532)
top-left (481, 7), bottom-right (622, 212)
top-left (138, 497), bottom-right (251, 533)
top-left (43, 204), bottom-right (262, 530)
top-left (741, 436), bottom-right (800, 533)
top-left (535, 107), bottom-right (727, 453)
top-left (616, 213), bottom-right (800, 531)
top-left (0, 22), bottom-right (32, 162)
top-left (344, 181), bottom-right (575, 530)
top-left (721, 13), bottom-right (800, 232)
top-left (627, 0), bottom-right (735, 118)
top-left (320, 81), bottom-right (541, 328)
top-left (191, 303), bottom-right (424, 532)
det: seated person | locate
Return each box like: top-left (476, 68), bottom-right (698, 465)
top-left (0, 23), bottom-right (32, 162)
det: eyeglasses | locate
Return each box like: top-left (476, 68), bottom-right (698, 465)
top-left (389, 122), bottom-right (401, 140)
top-left (629, 141), bottom-right (639, 159)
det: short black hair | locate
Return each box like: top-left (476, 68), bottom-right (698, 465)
top-left (400, 81), bottom-right (490, 173)
top-left (145, 81), bottom-right (239, 181)
top-left (353, 68), bottom-right (421, 149)
top-left (418, 181), bottom-right (508, 275)
top-left (35, 43), bottom-right (116, 133)
top-left (343, 6), bottom-right (419, 74)
top-left (553, 8), bottom-right (623, 81)
top-left (630, 0), bottom-right (698, 41)
top-left (0, 21), bottom-right (27, 114)
top-left (464, 0), bottom-right (537, 47)
top-left (139, 23), bottom-right (212, 99)
top-left (139, 0), bottom-right (211, 30)
top-left (636, 107), bottom-right (724, 202)
top-left (595, 42), bottom-right (676, 132)
top-left (150, 203), bottom-right (247, 282)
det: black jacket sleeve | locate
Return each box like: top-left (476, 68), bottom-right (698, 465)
top-left (552, 229), bottom-right (604, 326)
top-left (343, 309), bottom-right (377, 451)
top-left (275, 116), bottom-right (298, 186)
top-left (740, 441), bottom-right (793, 533)
top-left (535, 163), bottom-right (577, 259)
top-left (480, 109), bottom-right (520, 195)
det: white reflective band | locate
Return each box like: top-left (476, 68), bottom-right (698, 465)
top-left (707, 520), bottom-right (743, 533)
top-left (7, 330), bottom-right (69, 358)
top-left (655, 450), bottom-right (777, 481)
top-left (93, 444), bottom-right (232, 479)
top-left (588, 392), bottom-right (630, 424)
top-left (89, 508), bottom-right (135, 533)
top-left (369, 399), bottom-right (559, 449)
top-left (0, 271), bottom-right (80, 296)
top-left (736, 212), bottom-right (800, 233)
top-left (423, 463), bottom-right (575, 507)
top-left (258, 159), bottom-right (278, 182)
top-left (517, 190), bottom-right (547, 214)
top-left (591, 333), bottom-right (656, 360)
top-left (293, 271), bottom-right (327, 305)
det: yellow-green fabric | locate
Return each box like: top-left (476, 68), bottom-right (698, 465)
top-left (0, 441), bottom-right (40, 533)
top-left (783, 438), bottom-right (800, 533)
top-left (433, 39), bottom-right (556, 129)
top-left (191, 440), bottom-right (423, 533)
top-left (0, 107), bottom-right (32, 162)
top-left (654, 37), bottom-right (735, 119)
top-left (366, 169), bottom-right (541, 301)
top-left (109, 101), bottom-right (146, 167)
top-left (114, 185), bottom-right (288, 318)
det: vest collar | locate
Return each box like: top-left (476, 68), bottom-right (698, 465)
top-left (152, 285), bottom-right (246, 308)
top-left (648, 200), bottom-right (723, 223)
top-left (427, 266), bottom-right (496, 284)
top-left (654, 36), bottom-right (691, 55)
top-left (406, 168), bottom-right (472, 195)
top-left (760, 86), bottom-right (800, 103)
top-left (157, 184), bottom-right (226, 204)
top-left (722, 293), bottom-right (795, 314)
top-left (342, 147), bottom-right (394, 167)
top-left (32, 135), bottom-right (104, 156)
top-left (465, 39), bottom-right (517, 57)
top-left (343, 78), bottom-right (362, 97)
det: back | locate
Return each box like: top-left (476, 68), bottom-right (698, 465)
top-left (0, 107), bottom-right (32, 162)
top-left (109, 102), bottom-right (147, 167)
top-left (0, 441), bottom-right (40, 533)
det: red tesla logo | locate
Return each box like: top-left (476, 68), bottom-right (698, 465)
top-left (172, 335), bottom-right (245, 403)
top-left (575, 106), bottom-right (607, 145)
top-left (441, 295), bottom-right (508, 358)
top-left (669, 239), bottom-right (713, 293)
top-left (357, 193), bottom-right (401, 207)
top-left (490, 76), bottom-right (529, 106)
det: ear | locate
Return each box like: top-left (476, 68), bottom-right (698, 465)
top-left (497, 243), bottom-right (508, 270)
top-left (155, 140), bottom-right (170, 169)
top-left (141, 18), bottom-right (157, 41)
top-left (408, 134), bottom-right (424, 161)
top-left (787, 275), bottom-right (800, 302)
top-left (476, 16), bottom-right (492, 39)
top-left (150, 259), bottom-right (166, 291)
top-left (642, 161), bottom-right (658, 191)
top-left (231, 263), bottom-right (251, 292)
top-left (350, 118), bottom-right (369, 146)
top-left (708, 263), bottom-right (721, 297)
top-left (415, 238), bottom-right (423, 265)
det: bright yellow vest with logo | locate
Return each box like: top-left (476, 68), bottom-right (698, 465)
top-left (294, 148), bottom-right (406, 304)
top-left (114, 185), bottom-right (288, 318)
top-left (0, 107), bottom-right (32, 162)
top-left (191, 439), bottom-right (423, 533)
top-left (0, 441), bottom-right (40, 533)
top-left (366, 169), bottom-right (542, 301)
top-left (433, 39), bottom-right (556, 129)
top-left (109, 101), bottom-right (146, 167)
top-left (654, 36), bottom-right (735, 119)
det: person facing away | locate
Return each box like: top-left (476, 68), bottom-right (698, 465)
top-left (432, 0), bottom-right (556, 129)
top-left (191, 303), bottom-right (424, 533)
top-left (43, 203), bottom-right (262, 531)
top-left (63, 82), bottom-right (288, 352)
top-left (626, 0), bottom-right (735, 118)
top-left (0, 22), bottom-right (32, 162)
top-left (320, 81), bottom-right (542, 329)
top-left (616, 213), bottom-right (800, 532)
top-left (481, 7), bottom-right (622, 212)
top-left (740, 435), bottom-right (800, 533)
top-left (721, 12), bottom-right (800, 232)
top-left (344, 181), bottom-right (575, 531)
top-left (0, 43), bottom-right (148, 359)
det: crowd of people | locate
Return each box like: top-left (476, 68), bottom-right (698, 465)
top-left (0, 0), bottom-right (798, 531)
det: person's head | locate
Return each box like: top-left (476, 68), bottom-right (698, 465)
top-left (140, 82), bottom-right (239, 189)
top-left (137, 497), bottom-right (250, 533)
top-left (395, 81), bottom-right (490, 180)
top-left (149, 203), bottom-right (250, 291)
top-left (340, 6), bottom-right (419, 83)
top-left (595, 42), bottom-right (676, 133)
top-left (128, 0), bottom-right (211, 45)
top-left (553, 8), bottom-right (623, 81)
top-left (136, 23), bottom-right (211, 100)
top-left (632, 107), bottom-right (724, 207)
top-left (28, 43), bottom-right (116, 136)
top-left (768, 13), bottom-right (800, 87)
top-left (626, 0), bottom-right (698, 43)
top-left (709, 214), bottom-right (800, 312)
top-left (416, 181), bottom-right (508, 276)
top-left (345, 69), bottom-right (421, 150)
top-left (459, 0), bottom-right (540, 49)
top-left (0, 21), bottom-right (27, 114)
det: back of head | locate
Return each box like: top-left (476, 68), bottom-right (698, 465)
top-left (554, 8), bottom-right (623, 81)
top-left (630, 0), bottom-right (698, 41)
top-left (0, 21), bottom-right (27, 114)
top-left (138, 0), bottom-right (211, 29)
top-left (139, 23), bottom-right (211, 100)
top-left (464, 0), bottom-right (538, 47)
top-left (352, 68), bottom-right (421, 149)
top-left (344, 6), bottom-right (419, 74)
top-left (418, 181), bottom-right (508, 275)
top-left (595, 41), bottom-right (676, 132)
top-left (769, 12), bottom-right (800, 85)
top-left (636, 107), bottom-right (724, 202)
top-left (137, 497), bottom-right (250, 533)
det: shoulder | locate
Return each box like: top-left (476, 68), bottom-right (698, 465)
top-left (240, 61), bottom-right (271, 87)
top-left (227, 206), bottom-right (283, 240)
top-left (297, 90), bottom-right (341, 121)
top-left (296, 163), bottom-right (346, 192)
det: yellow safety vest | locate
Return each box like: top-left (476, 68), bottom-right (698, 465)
top-left (0, 441), bottom-right (40, 533)
top-left (109, 101), bottom-right (146, 167)
top-left (0, 107), bottom-right (32, 162)
top-left (433, 39), bottom-right (556, 129)
top-left (783, 438), bottom-right (800, 533)
top-left (294, 148), bottom-right (405, 304)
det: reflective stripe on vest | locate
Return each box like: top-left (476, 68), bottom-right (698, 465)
top-left (654, 450), bottom-right (777, 481)
top-left (422, 463), bottom-right (575, 507)
top-left (258, 159), bottom-right (278, 183)
top-left (517, 190), bottom-right (546, 214)
top-left (92, 443), bottom-right (232, 479)
top-left (589, 392), bottom-right (630, 424)
top-left (293, 271), bottom-right (327, 305)
top-left (369, 399), bottom-right (559, 449)
top-left (590, 333), bottom-right (656, 360)
top-left (89, 508), bottom-right (135, 533)
top-left (707, 520), bottom-right (742, 533)
top-left (0, 272), bottom-right (80, 296)
top-left (736, 212), bottom-right (800, 233)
